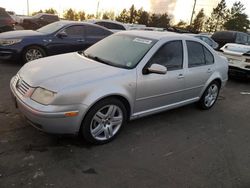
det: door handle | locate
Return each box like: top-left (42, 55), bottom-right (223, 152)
top-left (178, 74), bottom-right (184, 79)
top-left (207, 68), bottom-right (212, 73)
top-left (77, 39), bottom-right (85, 42)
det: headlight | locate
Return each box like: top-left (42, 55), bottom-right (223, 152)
top-left (31, 87), bottom-right (56, 105)
top-left (0, 39), bottom-right (22, 46)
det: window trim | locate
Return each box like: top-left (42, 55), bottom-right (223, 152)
top-left (143, 40), bottom-right (184, 72)
top-left (186, 40), bottom-right (214, 68)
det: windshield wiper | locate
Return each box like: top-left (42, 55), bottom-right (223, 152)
top-left (83, 52), bottom-right (114, 66)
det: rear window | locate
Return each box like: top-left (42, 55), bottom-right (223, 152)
top-left (96, 22), bottom-right (126, 30)
top-left (212, 31), bottom-right (236, 42)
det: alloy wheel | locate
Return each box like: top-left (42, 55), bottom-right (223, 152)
top-left (90, 105), bottom-right (123, 141)
top-left (204, 84), bottom-right (219, 108)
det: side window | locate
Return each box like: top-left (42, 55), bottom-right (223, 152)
top-left (85, 25), bottom-right (111, 36)
top-left (201, 36), bottom-right (213, 47)
top-left (204, 47), bottom-right (214, 65)
top-left (148, 40), bottom-right (183, 71)
top-left (64, 26), bottom-right (84, 37)
top-left (187, 41), bottom-right (205, 67)
top-left (187, 41), bottom-right (214, 67)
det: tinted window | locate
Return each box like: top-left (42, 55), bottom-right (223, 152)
top-left (204, 47), bottom-right (214, 64)
top-left (149, 41), bottom-right (183, 71)
top-left (64, 26), bottom-right (84, 37)
top-left (187, 41), bottom-right (214, 67)
top-left (236, 33), bottom-right (248, 44)
top-left (96, 22), bottom-right (125, 30)
top-left (85, 25), bottom-right (111, 36)
top-left (201, 36), bottom-right (213, 46)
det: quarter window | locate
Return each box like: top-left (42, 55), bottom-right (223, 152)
top-left (148, 41), bottom-right (183, 71)
top-left (187, 41), bottom-right (214, 67)
top-left (85, 25), bottom-right (111, 36)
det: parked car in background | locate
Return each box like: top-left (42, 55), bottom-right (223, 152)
top-left (10, 31), bottom-right (228, 144)
top-left (21, 13), bottom-right (59, 30)
top-left (220, 43), bottom-right (250, 78)
top-left (6, 11), bottom-right (22, 24)
top-left (0, 7), bottom-right (16, 33)
top-left (212, 31), bottom-right (250, 49)
top-left (87, 19), bottom-right (146, 32)
top-left (187, 34), bottom-right (219, 50)
top-left (0, 21), bottom-right (113, 62)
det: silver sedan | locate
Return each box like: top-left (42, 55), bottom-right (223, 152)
top-left (10, 31), bottom-right (228, 144)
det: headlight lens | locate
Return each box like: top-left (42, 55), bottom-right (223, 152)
top-left (31, 87), bottom-right (56, 105)
top-left (0, 39), bottom-right (22, 46)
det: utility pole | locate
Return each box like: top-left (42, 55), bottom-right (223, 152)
top-left (96, 1), bottom-right (100, 19)
top-left (27, 0), bottom-right (30, 15)
top-left (190, 0), bottom-right (197, 25)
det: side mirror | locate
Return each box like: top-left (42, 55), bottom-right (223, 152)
top-left (146, 64), bottom-right (167, 75)
top-left (57, 31), bottom-right (68, 38)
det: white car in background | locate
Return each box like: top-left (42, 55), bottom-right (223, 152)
top-left (220, 43), bottom-right (250, 78)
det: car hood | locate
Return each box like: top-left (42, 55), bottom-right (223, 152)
top-left (18, 52), bottom-right (128, 91)
top-left (220, 43), bottom-right (250, 56)
top-left (0, 30), bottom-right (43, 38)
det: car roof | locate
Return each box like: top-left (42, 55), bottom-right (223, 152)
top-left (52, 20), bottom-right (113, 32)
top-left (118, 30), bottom-right (192, 40)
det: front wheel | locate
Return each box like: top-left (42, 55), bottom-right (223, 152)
top-left (199, 81), bottom-right (220, 110)
top-left (81, 98), bottom-right (127, 144)
top-left (22, 46), bottom-right (46, 63)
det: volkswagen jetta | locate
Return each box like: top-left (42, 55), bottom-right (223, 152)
top-left (10, 31), bottom-right (228, 144)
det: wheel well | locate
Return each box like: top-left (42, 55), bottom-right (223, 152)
top-left (87, 95), bottom-right (131, 121)
top-left (213, 78), bottom-right (222, 88)
top-left (22, 45), bottom-right (47, 56)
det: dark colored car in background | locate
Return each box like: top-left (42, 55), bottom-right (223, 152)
top-left (212, 31), bottom-right (250, 49)
top-left (0, 7), bottom-right (16, 33)
top-left (0, 21), bottom-right (113, 62)
top-left (187, 33), bottom-right (219, 49)
top-left (21, 13), bottom-right (59, 30)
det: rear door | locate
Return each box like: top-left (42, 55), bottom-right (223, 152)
top-left (84, 25), bottom-right (112, 49)
top-left (183, 40), bottom-right (215, 100)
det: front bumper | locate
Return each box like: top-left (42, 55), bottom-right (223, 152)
top-left (0, 48), bottom-right (20, 61)
top-left (10, 77), bottom-right (88, 135)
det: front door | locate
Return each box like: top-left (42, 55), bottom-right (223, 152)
top-left (47, 25), bottom-right (87, 55)
top-left (134, 40), bottom-right (186, 114)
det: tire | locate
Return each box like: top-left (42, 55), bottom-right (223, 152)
top-left (81, 98), bottom-right (127, 144)
top-left (22, 46), bottom-right (46, 63)
top-left (199, 81), bottom-right (220, 110)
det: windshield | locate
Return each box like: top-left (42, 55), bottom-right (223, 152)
top-left (83, 34), bottom-right (157, 69)
top-left (37, 21), bottom-right (65, 34)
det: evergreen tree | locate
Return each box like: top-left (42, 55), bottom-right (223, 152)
top-left (205, 0), bottom-right (229, 32)
top-left (116, 9), bottom-right (130, 23)
top-left (224, 1), bottom-right (250, 32)
top-left (190, 9), bottom-right (205, 32)
top-left (63, 9), bottom-right (79, 20)
top-left (136, 8), bottom-right (150, 26)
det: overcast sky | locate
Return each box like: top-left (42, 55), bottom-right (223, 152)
top-left (0, 0), bottom-right (249, 23)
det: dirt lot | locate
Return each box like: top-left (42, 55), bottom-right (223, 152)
top-left (0, 60), bottom-right (250, 188)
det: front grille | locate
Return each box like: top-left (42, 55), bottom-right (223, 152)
top-left (13, 74), bottom-right (32, 97)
